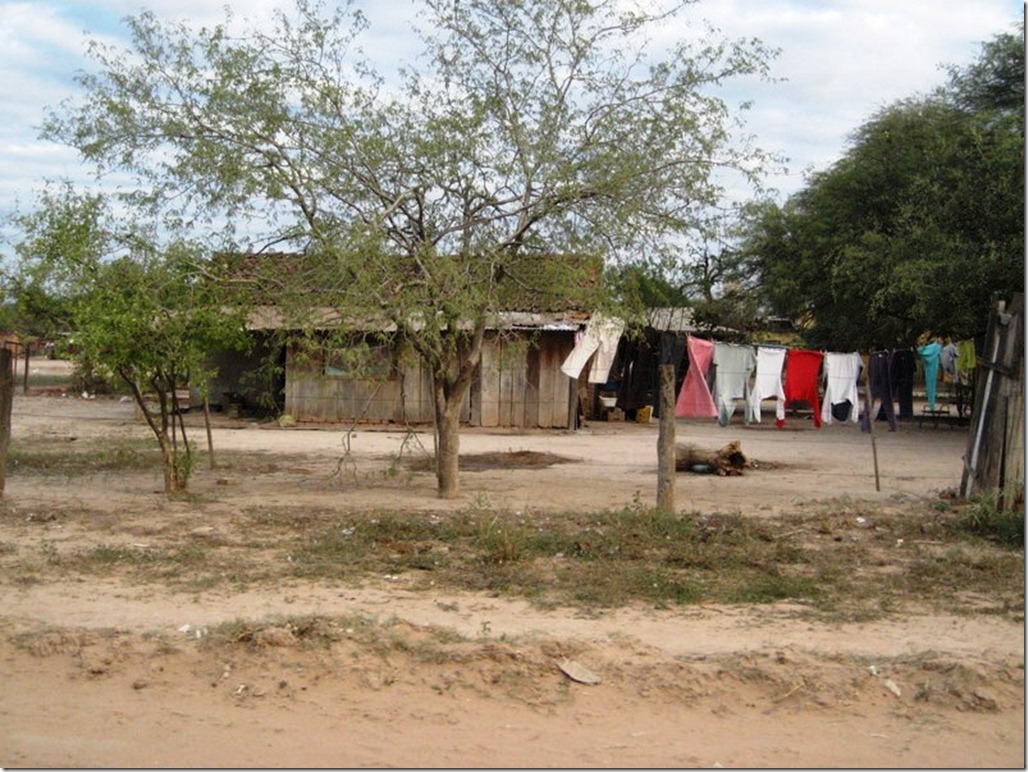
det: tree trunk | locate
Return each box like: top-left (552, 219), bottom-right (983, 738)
top-left (656, 364), bottom-right (676, 512)
top-left (157, 429), bottom-right (179, 493)
top-left (121, 370), bottom-right (186, 494)
top-left (422, 319), bottom-right (487, 500)
top-left (203, 396), bottom-right (216, 470)
top-left (0, 349), bottom-right (13, 498)
top-left (433, 375), bottom-right (462, 499)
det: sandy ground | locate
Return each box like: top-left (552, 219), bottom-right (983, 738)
top-left (0, 360), bottom-right (1023, 768)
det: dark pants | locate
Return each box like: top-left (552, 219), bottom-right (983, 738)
top-left (863, 351), bottom-right (897, 432)
top-left (890, 349), bottom-right (916, 420)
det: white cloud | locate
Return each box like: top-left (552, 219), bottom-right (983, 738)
top-left (0, 0), bottom-right (1021, 237)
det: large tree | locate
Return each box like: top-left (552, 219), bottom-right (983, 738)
top-left (742, 26), bottom-right (1024, 349)
top-left (44, 0), bottom-right (777, 497)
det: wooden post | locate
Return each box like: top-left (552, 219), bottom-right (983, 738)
top-left (863, 366), bottom-right (880, 492)
top-left (656, 363), bottom-right (676, 512)
top-left (0, 348), bottom-right (13, 498)
top-left (22, 342), bottom-right (30, 395)
top-left (203, 396), bottom-right (216, 470)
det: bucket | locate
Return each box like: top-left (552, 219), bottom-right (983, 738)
top-left (636, 405), bottom-right (652, 423)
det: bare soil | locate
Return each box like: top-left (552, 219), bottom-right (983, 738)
top-left (0, 360), bottom-right (1023, 768)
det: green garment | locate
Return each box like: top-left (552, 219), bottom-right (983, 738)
top-left (918, 341), bottom-right (943, 410)
top-left (956, 339), bottom-right (977, 384)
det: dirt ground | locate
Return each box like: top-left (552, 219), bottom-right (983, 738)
top-left (0, 360), bottom-right (1023, 768)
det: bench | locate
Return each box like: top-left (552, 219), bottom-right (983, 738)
top-left (918, 405), bottom-right (954, 429)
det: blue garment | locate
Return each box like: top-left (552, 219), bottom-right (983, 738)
top-left (917, 341), bottom-right (943, 410)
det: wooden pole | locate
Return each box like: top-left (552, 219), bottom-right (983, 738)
top-left (863, 361), bottom-right (880, 492)
top-left (656, 363), bottom-right (676, 512)
top-left (22, 342), bottom-right (30, 396)
top-left (0, 348), bottom-right (13, 498)
top-left (203, 396), bottom-right (216, 470)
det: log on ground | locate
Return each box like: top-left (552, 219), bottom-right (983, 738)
top-left (675, 440), bottom-right (749, 475)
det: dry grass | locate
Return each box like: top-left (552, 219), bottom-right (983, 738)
top-left (1, 475), bottom-right (1022, 621)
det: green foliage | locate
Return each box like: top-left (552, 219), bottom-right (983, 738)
top-left (958, 491), bottom-right (1025, 548)
top-left (41, 0), bottom-right (779, 496)
top-left (742, 26), bottom-right (1024, 348)
top-left (11, 186), bottom-right (251, 492)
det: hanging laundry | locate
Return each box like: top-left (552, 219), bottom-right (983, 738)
top-left (674, 336), bottom-right (717, 418)
top-left (940, 341), bottom-right (959, 381)
top-left (746, 346), bottom-right (786, 425)
top-left (713, 342), bottom-right (756, 427)
top-left (917, 340), bottom-right (943, 411)
top-left (861, 350), bottom-right (897, 432)
top-left (955, 339), bottom-right (977, 385)
top-left (821, 352), bottom-right (862, 424)
top-left (560, 314), bottom-right (626, 384)
top-left (782, 349), bottom-right (824, 428)
top-left (890, 348), bottom-right (916, 420)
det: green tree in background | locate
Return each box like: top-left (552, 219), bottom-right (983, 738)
top-left (742, 26), bottom-right (1024, 349)
top-left (42, 0), bottom-right (777, 498)
top-left (13, 187), bottom-right (248, 492)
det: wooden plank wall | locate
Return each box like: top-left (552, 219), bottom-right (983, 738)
top-left (473, 331), bottom-right (574, 428)
top-left (284, 342), bottom-right (473, 425)
top-left (961, 292), bottom-right (1024, 509)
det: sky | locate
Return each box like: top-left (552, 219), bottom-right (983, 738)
top-left (0, 0), bottom-right (1022, 246)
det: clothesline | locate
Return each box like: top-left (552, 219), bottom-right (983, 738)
top-left (669, 337), bottom-right (977, 430)
top-left (560, 322), bottom-right (977, 430)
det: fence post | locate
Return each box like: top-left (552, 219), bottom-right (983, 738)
top-left (656, 363), bottom-right (676, 512)
top-left (0, 348), bottom-right (13, 498)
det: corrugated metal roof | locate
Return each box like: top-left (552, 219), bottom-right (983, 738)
top-left (646, 307), bottom-right (697, 332)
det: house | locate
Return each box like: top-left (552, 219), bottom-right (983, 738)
top-left (209, 252), bottom-right (603, 429)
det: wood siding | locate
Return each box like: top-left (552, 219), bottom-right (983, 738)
top-left (961, 292), bottom-right (1024, 509)
top-left (284, 331), bottom-right (575, 429)
top-left (472, 331), bottom-right (575, 428)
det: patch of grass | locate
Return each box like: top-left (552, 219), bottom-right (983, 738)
top-left (8, 437), bottom-right (159, 475)
top-left (24, 371), bottom-right (75, 389)
top-left (476, 515), bottom-right (529, 564)
top-left (203, 614), bottom-right (350, 650)
top-left (956, 491), bottom-right (1024, 548)
top-left (406, 450), bottom-right (577, 473)
top-left (10, 494), bottom-right (1022, 620)
top-left (725, 572), bottom-right (823, 604)
top-left (57, 543), bottom-right (209, 573)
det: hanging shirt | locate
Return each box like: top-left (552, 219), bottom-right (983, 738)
top-left (820, 352), bottom-right (862, 425)
top-left (560, 313), bottom-right (625, 383)
top-left (746, 346), bottom-right (786, 425)
top-left (956, 339), bottom-right (977, 385)
top-left (940, 342), bottom-right (959, 381)
top-left (674, 336), bottom-right (717, 418)
top-left (713, 342), bottom-right (756, 427)
top-left (917, 341), bottom-right (943, 410)
top-left (782, 349), bottom-right (824, 428)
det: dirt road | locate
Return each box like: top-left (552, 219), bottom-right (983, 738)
top-left (0, 391), bottom-right (1022, 768)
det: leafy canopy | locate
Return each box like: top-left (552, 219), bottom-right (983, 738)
top-left (40, 0), bottom-right (779, 496)
top-left (740, 26), bottom-right (1024, 349)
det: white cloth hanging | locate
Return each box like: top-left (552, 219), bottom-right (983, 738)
top-left (746, 346), bottom-right (786, 424)
top-left (820, 352), bottom-right (862, 424)
top-left (559, 313), bottom-right (625, 383)
top-left (713, 342), bottom-right (756, 427)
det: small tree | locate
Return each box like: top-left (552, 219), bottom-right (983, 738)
top-left (44, 0), bottom-right (777, 498)
top-left (13, 187), bottom-right (248, 492)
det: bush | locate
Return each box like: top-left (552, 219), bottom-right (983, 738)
top-left (958, 491), bottom-right (1025, 548)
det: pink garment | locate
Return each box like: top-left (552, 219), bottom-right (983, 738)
top-left (675, 336), bottom-right (717, 418)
